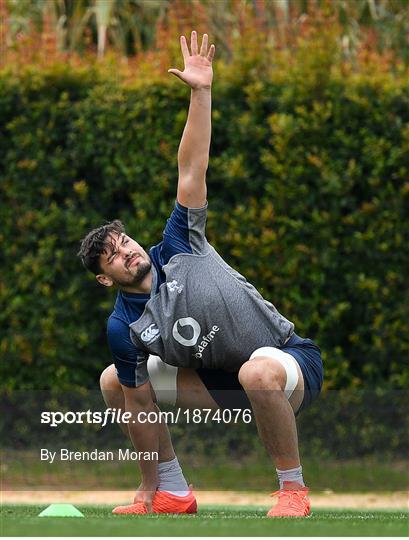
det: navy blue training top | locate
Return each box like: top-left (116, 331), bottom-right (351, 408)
top-left (107, 201), bottom-right (204, 387)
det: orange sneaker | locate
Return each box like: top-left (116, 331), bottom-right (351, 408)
top-left (267, 481), bottom-right (311, 517)
top-left (112, 489), bottom-right (197, 515)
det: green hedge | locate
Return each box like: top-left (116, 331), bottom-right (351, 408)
top-left (0, 57), bottom-right (408, 393)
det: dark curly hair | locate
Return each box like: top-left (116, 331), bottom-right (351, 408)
top-left (77, 220), bottom-right (125, 274)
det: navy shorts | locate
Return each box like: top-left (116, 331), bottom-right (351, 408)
top-left (196, 333), bottom-right (324, 413)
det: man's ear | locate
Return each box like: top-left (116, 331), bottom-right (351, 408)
top-left (96, 274), bottom-right (113, 287)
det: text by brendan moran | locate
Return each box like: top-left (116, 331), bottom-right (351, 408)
top-left (40, 448), bottom-right (158, 464)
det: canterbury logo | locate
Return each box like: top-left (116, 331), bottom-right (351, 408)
top-left (172, 317), bottom-right (201, 347)
top-left (166, 280), bottom-right (184, 294)
top-left (141, 324), bottom-right (160, 343)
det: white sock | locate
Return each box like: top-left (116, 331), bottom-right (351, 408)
top-left (157, 457), bottom-right (190, 496)
top-left (276, 465), bottom-right (305, 489)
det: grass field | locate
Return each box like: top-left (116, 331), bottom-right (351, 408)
top-left (3, 453), bottom-right (409, 492)
top-left (1, 505), bottom-right (408, 537)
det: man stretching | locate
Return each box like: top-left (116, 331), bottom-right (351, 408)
top-left (78, 31), bottom-right (323, 517)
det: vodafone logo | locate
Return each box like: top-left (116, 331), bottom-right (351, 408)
top-left (172, 317), bottom-right (201, 347)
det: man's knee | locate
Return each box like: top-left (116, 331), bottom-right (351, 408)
top-left (100, 364), bottom-right (120, 392)
top-left (238, 356), bottom-right (283, 391)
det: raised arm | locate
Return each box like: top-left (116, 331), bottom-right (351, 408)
top-left (168, 31), bottom-right (215, 208)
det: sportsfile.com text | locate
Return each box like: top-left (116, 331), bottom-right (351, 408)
top-left (40, 408), bottom-right (253, 427)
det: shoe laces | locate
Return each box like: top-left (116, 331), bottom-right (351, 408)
top-left (133, 502), bottom-right (147, 511)
top-left (270, 488), bottom-right (307, 510)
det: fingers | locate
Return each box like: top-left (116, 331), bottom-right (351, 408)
top-left (168, 68), bottom-right (184, 82)
top-left (200, 33), bottom-right (208, 56)
top-left (168, 68), bottom-right (195, 87)
top-left (135, 490), bottom-right (153, 513)
top-left (180, 35), bottom-right (189, 61)
top-left (190, 30), bottom-right (198, 55)
top-left (178, 31), bottom-right (215, 62)
top-left (207, 43), bottom-right (215, 62)
top-left (168, 68), bottom-right (182, 76)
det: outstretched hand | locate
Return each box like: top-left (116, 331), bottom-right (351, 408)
top-left (168, 30), bottom-right (215, 89)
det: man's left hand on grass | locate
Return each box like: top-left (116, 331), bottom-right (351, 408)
top-left (133, 484), bottom-right (157, 513)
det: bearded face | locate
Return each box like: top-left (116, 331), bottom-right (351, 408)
top-left (97, 232), bottom-right (152, 291)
